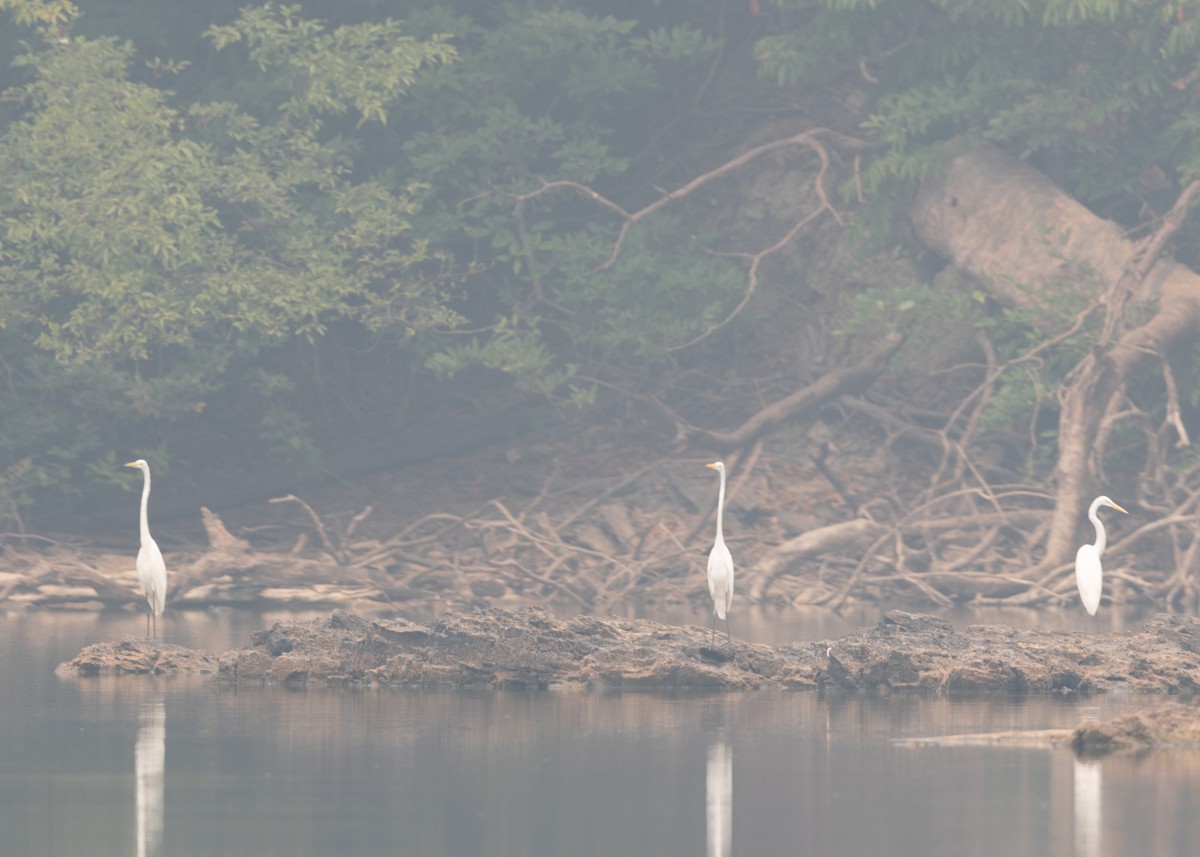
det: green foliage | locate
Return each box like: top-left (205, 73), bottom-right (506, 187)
top-left (0, 1), bottom-right (742, 520)
top-left (0, 0), bottom-right (77, 30)
top-left (426, 316), bottom-right (579, 397)
top-left (839, 281), bottom-right (962, 335)
top-left (835, 261), bottom-right (1112, 471)
top-left (9, 0), bottom-right (1200, 524)
top-left (242, 369), bottom-right (318, 466)
top-left (760, 0), bottom-right (1200, 217)
top-left (967, 290), bottom-right (1101, 474)
top-left (87, 446), bottom-right (171, 490)
top-left (836, 278), bottom-right (980, 369)
top-left (544, 219), bottom-right (748, 356)
top-left (751, 0), bottom-right (1200, 479)
top-left (0, 13), bottom-right (456, 362)
top-left (396, 6), bottom-right (729, 390)
top-left (0, 4), bottom-right (458, 513)
top-left (205, 5), bottom-right (455, 126)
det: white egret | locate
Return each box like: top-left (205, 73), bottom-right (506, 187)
top-left (706, 461), bottom-right (734, 650)
top-left (1075, 495), bottom-right (1128, 618)
top-left (125, 459), bottom-right (166, 639)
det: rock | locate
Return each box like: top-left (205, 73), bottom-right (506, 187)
top-left (56, 608), bottom-right (1200, 693)
top-left (896, 702), bottom-right (1200, 755)
top-left (1070, 702), bottom-right (1200, 756)
top-left (827, 610), bottom-right (1200, 695)
top-left (211, 607), bottom-right (811, 690)
top-left (56, 638), bottom-right (219, 676)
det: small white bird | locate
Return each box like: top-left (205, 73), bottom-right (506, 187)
top-left (1075, 494), bottom-right (1128, 618)
top-left (706, 461), bottom-right (734, 650)
top-left (126, 459), bottom-right (167, 639)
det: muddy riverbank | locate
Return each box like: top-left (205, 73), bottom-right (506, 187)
top-left (58, 607), bottom-right (1200, 695)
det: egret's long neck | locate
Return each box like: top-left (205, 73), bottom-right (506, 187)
top-left (138, 469), bottom-right (152, 545)
top-left (714, 468), bottom-right (726, 543)
top-left (1089, 499), bottom-right (1106, 557)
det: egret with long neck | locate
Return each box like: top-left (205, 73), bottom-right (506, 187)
top-left (1075, 495), bottom-right (1127, 620)
top-left (705, 461), bottom-right (734, 651)
top-left (126, 459), bottom-right (167, 639)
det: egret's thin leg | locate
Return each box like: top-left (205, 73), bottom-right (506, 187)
top-left (710, 612), bottom-right (716, 648)
top-left (146, 610), bottom-right (151, 639)
top-left (725, 616), bottom-right (732, 654)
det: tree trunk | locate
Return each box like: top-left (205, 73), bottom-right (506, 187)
top-left (910, 142), bottom-right (1200, 569)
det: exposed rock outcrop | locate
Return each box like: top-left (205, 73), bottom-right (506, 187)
top-left (1070, 702), bottom-right (1200, 756)
top-left (57, 638), bottom-right (219, 676)
top-left (57, 608), bottom-right (1200, 693)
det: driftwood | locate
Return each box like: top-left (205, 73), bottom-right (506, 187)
top-left (897, 702), bottom-right (1200, 755)
top-left (3, 450), bottom-right (1193, 615)
top-left (911, 142), bottom-right (1200, 576)
top-left (680, 332), bottom-right (905, 453)
top-left (0, 546), bottom-right (141, 607)
top-left (749, 519), bottom-right (887, 601)
top-left (3, 445), bottom-right (1195, 615)
top-left (0, 470), bottom-right (708, 611)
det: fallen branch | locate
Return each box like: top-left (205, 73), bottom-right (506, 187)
top-left (911, 143), bottom-right (1200, 573)
top-left (682, 331), bottom-right (904, 453)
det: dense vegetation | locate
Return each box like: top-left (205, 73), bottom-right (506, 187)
top-left (0, 0), bottom-right (758, 523)
top-left (4, 0), bottom-right (1200, 570)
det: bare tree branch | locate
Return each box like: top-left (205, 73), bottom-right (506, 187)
top-left (682, 331), bottom-right (904, 453)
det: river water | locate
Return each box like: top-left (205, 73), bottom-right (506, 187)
top-left (2, 606), bottom-right (1198, 857)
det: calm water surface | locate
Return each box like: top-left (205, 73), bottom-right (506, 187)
top-left (2, 607), bottom-right (1198, 857)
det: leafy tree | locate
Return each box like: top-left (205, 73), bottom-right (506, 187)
top-left (0, 0), bottom-right (739, 521)
top-left (394, 7), bottom-right (734, 398)
top-left (757, 0), bottom-right (1200, 232)
top-left (0, 2), bottom-right (455, 516)
top-left (754, 0), bottom-right (1200, 448)
top-left (754, 0), bottom-right (1200, 586)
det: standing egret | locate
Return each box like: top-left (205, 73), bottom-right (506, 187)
top-left (1075, 495), bottom-right (1128, 619)
top-left (706, 461), bottom-right (734, 650)
top-left (125, 459), bottom-right (166, 639)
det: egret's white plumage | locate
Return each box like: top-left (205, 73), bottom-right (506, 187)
top-left (1074, 495), bottom-right (1127, 618)
top-left (126, 459), bottom-right (166, 639)
top-left (706, 461), bottom-right (734, 649)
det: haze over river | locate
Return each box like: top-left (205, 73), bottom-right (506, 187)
top-left (2, 605), bottom-right (1197, 857)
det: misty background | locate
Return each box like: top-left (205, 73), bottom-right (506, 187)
top-left (2, 0), bottom-right (1199, 616)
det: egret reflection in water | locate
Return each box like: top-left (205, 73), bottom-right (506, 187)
top-left (706, 738), bottom-right (732, 857)
top-left (135, 698), bottom-right (165, 857)
top-left (1073, 757), bottom-right (1102, 857)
